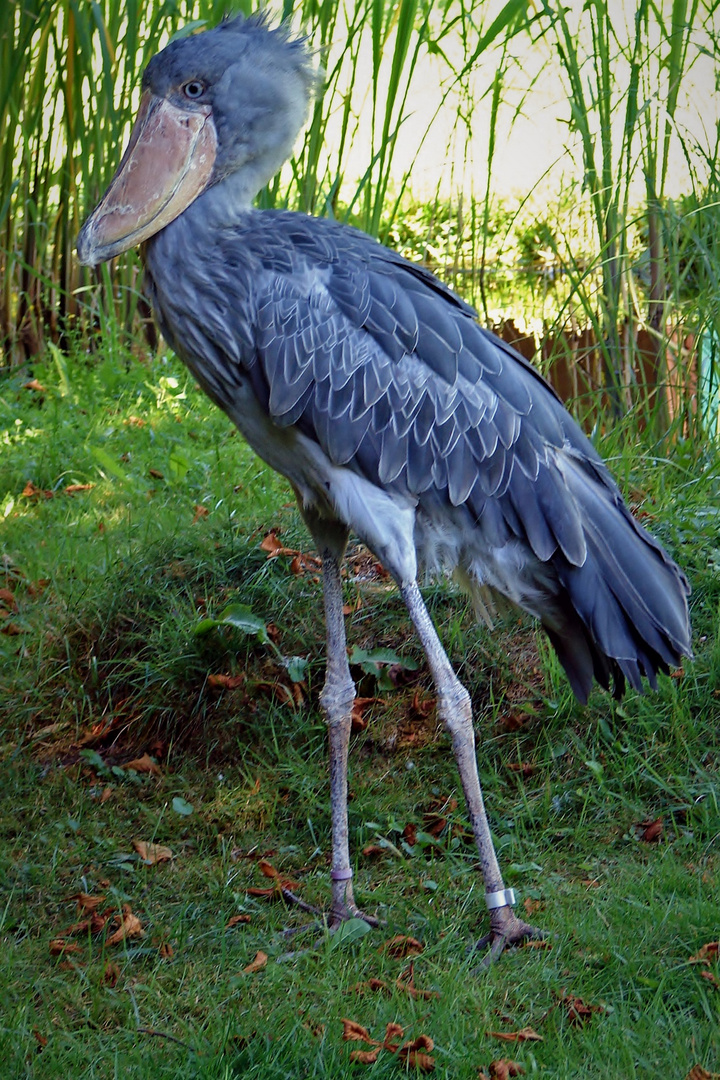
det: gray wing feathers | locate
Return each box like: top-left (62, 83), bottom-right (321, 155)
top-left (156, 209), bottom-right (690, 701)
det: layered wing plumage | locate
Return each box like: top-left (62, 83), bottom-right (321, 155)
top-left (146, 208), bottom-right (691, 701)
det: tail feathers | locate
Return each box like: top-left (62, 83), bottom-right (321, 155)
top-left (542, 460), bottom-right (691, 703)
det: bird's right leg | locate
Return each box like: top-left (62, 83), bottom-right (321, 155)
top-left (300, 508), bottom-right (378, 929)
top-left (399, 578), bottom-right (542, 962)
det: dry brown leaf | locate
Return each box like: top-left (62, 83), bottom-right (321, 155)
top-left (100, 786), bottom-right (113, 803)
top-left (361, 844), bottom-right (386, 859)
top-left (22, 481), bottom-right (53, 500)
top-left (398, 1034), bottom-right (435, 1071)
top-left (685, 1067), bottom-right (720, 1080)
top-left (560, 992), bottom-right (605, 1025)
top-left (123, 753), bottom-right (161, 776)
top-left (158, 942), bottom-right (174, 958)
top-left (61, 912), bottom-right (109, 936)
top-left (32, 1028), bottom-right (48, 1049)
top-left (341, 1019), bottom-right (378, 1044)
top-left (133, 840), bottom-right (173, 865)
top-left (243, 950), bottom-right (268, 974)
top-left (148, 468), bottom-right (165, 479)
top-left (49, 938), bottom-right (81, 956)
top-left (106, 905), bottom-right (144, 946)
top-left (487, 1027), bottom-right (543, 1043)
top-left (103, 961), bottom-right (120, 987)
top-left (65, 483), bottom-right (94, 494)
top-left (638, 817), bottom-right (663, 842)
top-left (384, 934), bottom-right (424, 958)
top-left (68, 892), bottom-right (106, 914)
top-left (349, 1048), bottom-right (381, 1064)
top-left (0, 621), bottom-right (23, 635)
top-left (0, 588), bottom-right (17, 611)
top-left (396, 960), bottom-right (440, 1000)
top-left (207, 672), bottom-right (246, 690)
top-left (507, 762), bottom-right (536, 778)
top-left (350, 977), bottom-right (390, 996)
top-left (402, 822), bottom-right (418, 846)
top-left (382, 1022), bottom-right (405, 1051)
top-left (490, 1061), bottom-right (525, 1079)
top-left (351, 696), bottom-right (385, 732)
top-left (260, 529), bottom-right (288, 557)
top-left (192, 503), bottom-right (209, 523)
top-left (523, 898), bottom-right (544, 916)
top-left (689, 942), bottom-right (719, 964)
top-left (226, 914), bottom-right (252, 928)
top-left (23, 378), bottom-right (46, 392)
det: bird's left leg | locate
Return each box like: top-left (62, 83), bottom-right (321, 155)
top-left (300, 509), bottom-right (378, 929)
top-left (399, 578), bottom-right (542, 963)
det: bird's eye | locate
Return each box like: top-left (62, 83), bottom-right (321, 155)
top-left (182, 80), bottom-right (205, 99)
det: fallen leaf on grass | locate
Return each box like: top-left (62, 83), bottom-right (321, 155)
top-left (486, 1027), bottom-right (543, 1043)
top-left (227, 914), bottom-right (252, 928)
top-left (350, 1048), bottom-right (382, 1064)
top-left (396, 961), bottom-right (440, 1000)
top-left (23, 378), bottom-right (46, 392)
top-left (341, 1020), bottom-right (435, 1070)
top-left (103, 961), bottom-right (120, 986)
top-left (67, 892), bottom-right (106, 914)
top-left (398, 1033), bottom-right (435, 1071)
top-left (123, 753), bottom-right (161, 776)
top-left (560, 992), bottom-right (605, 1025)
top-left (685, 1067), bottom-right (720, 1080)
top-left (700, 971), bottom-right (719, 989)
top-left (243, 951), bottom-right (268, 974)
top-left (507, 762), bottom-right (536, 778)
top-left (32, 1029), bottom-right (48, 1049)
top-left (65, 483), bottom-right (94, 494)
top-left (60, 912), bottom-right (109, 937)
top-left (341, 1019), bottom-right (378, 1043)
top-left (260, 529), bottom-right (291, 557)
top-left (192, 504), bottom-right (209, 523)
top-left (383, 934), bottom-right (424, 958)
top-left (49, 938), bottom-right (81, 956)
top-left (523, 898), bottom-right (543, 916)
top-left (637, 817), bottom-right (663, 842)
top-left (106, 905), bottom-right (144, 946)
top-left (0, 621), bottom-right (23, 635)
top-left (22, 481), bottom-right (53, 500)
top-left (133, 840), bottom-right (173, 865)
top-left (158, 942), bottom-right (174, 958)
top-left (350, 977), bottom-right (391, 996)
top-left (208, 672), bottom-right (245, 690)
top-left (0, 588), bottom-right (18, 611)
top-left (246, 860), bottom-right (301, 898)
top-left (351, 696), bottom-right (385, 732)
top-left (489, 1061), bottom-right (525, 1079)
top-left (689, 942), bottom-right (719, 964)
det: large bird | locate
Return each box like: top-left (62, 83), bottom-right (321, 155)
top-left (77, 13), bottom-right (691, 959)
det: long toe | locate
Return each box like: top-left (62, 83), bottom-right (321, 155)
top-left (472, 908), bottom-right (546, 968)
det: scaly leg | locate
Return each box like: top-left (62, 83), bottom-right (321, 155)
top-left (400, 579), bottom-right (542, 962)
top-left (300, 510), bottom-right (377, 928)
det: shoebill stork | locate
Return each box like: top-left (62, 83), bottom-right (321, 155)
top-left (77, 13), bottom-right (691, 959)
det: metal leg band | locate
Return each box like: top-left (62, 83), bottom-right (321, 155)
top-left (485, 887), bottom-right (516, 910)
top-left (330, 867), bottom-right (353, 881)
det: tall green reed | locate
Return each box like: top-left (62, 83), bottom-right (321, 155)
top-left (0, 0), bottom-right (529, 364)
top-left (536, 0), bottom-right (718, 433)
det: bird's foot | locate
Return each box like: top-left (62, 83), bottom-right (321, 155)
top-left (326, 899), bottom-right (380, 932)
top-left (472, 905), bottom-right (545, 968)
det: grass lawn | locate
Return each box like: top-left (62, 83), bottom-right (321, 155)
top-left (0, 347), bottom-right (718, 1078)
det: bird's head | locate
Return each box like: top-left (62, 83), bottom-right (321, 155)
top-left (77, 14), bottom-right (317, 266)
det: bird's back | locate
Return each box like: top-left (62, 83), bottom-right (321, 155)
top-left (144, 206), bottom-right (691, 701)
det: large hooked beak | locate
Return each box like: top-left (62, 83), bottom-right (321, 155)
top-left (77, 91), bottom-right (217, 266)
